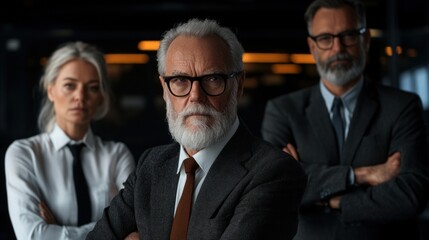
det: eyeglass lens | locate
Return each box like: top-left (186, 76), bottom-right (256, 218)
top-left (167, 74), bottom-right (227, 97)
top-left (313, 29), bottom-right (363, 49)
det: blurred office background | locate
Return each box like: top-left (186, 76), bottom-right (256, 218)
top-left (1, 0), bottom-right (429, 239)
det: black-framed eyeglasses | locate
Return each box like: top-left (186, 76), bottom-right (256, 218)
top-left (309, 28), bottom-right (366, 50)
top-left (162, 71), bottom-right (242, 97)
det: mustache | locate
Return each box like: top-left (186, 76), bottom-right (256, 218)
top-left (178, 103), bottom-right (218, 118)
top-left (326, 53), bottom-right (353, 66)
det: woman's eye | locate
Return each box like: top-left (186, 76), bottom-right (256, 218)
top-left (89, 85), bottom-right (100, 92)
top-left (64, 83), bottom-right (75, 89)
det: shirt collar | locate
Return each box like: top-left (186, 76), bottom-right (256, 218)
top-left (320, 77), bottom-right (364, 114)
top-left (177, 117), bottom-right (240, 175)
top-left (49, 123), bottom-right (95, 151)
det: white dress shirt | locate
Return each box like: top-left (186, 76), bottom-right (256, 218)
top-left (173, 117), bottom-right (239, 214)
top-left (320, 77), bottom-right (364, 138)
top-left (320, 78), bottom-right (364, 185)
top-left (5, 124), bottom-right (135, 240)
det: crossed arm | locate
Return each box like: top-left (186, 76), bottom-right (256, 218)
top-left (39, 202), bottom-right (140, 240)
top-left (282, 144), bottom-right (401, 209)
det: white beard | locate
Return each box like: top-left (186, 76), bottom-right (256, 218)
top-left (165, 89), bottom-right (237, 151)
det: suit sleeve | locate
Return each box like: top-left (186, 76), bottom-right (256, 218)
top-left (86, 152), bottom-right (143, 240)
top-left (262, 95), bottom-right (353, 207)
top-left (340, 95), bottom-right (429, 223)
top-left (261, 99), bottom-right (294, 148)
top-left (220, 153), bottom-right (307, 240)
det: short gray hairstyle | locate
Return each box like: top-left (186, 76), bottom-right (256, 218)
top-left (156, 18), bottom-right (244, 76)
top-left (38, 41), bottom-right (110, 133)
top-left (304, 0), bottom-right (367, 34)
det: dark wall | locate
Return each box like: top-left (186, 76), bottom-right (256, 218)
top-left (0, 1), bottom-right (428, 239)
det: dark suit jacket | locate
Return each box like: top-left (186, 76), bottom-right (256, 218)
top-left (87, 122), bottom-right (307, 240)
top-left (262, 80), bottom-right (429, 240)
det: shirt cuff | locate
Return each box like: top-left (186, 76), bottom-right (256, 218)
top-left (347, 166), bottom-right (356, 187)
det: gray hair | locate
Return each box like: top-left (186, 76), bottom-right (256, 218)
top-left (38, 41), bottom-right (110, 133)
top-left (156, 18), bottom-right (244, 76)
top-left (304, 0), bottom-right (367, 35)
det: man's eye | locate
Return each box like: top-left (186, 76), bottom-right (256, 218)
top-left (317, 35), bottom-right (332, 42)
top-left (204, 75), bottom-right (222, 82)
top-left (344, 32), bottom-right (358, 37)
top-left (171, 77), bottom-right (189, 84)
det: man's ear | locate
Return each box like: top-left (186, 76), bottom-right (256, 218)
top-left (364, 29), bottom-right (371, 52)
top-left (307, 36), bottom-right (316, 56)
top-left (236, 71), bottom-right (245, 99)
top-left (159, 76), bottom-right (167, 101)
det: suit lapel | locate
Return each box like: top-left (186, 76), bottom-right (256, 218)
top-left (343, 82), bottom-right (378, 165)
top-left (306, 86), bottom-right (340, 163)
top-left (191, 123), bottom-right (250, 220)
top-left (150, 149), bottom-right (180, 239)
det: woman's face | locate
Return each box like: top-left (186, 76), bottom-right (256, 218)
top-left (48, 59), bottom-right (103, 129)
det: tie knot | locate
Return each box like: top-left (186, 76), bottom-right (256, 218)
top-left (183, 157), bottom-right (199, 174)
top-left (67, 143), bottom-right (85, 160)
top-left (332, 97), bottom-right (343, 111)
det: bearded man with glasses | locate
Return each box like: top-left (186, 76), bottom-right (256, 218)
top-left (87, 18), bottom-right (307, 240)
top-left (262, 0), bottom-right (429, 239)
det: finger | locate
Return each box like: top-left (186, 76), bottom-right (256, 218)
top-left (282, 146), bottom-right (291, 154)
top-left (39, 202), bottom-right (46, 215)
top-left (39, 203), bottom-right (50, 221)
top-left (387, 152), bottom-right (401, 166)
top-left (124, 232), bottom-right (139, 240)
top-left (389, 151), bottom-right (401, 159)
top-left (286, 143), bottom-right (299, 160)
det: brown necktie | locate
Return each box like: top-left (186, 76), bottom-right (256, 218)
top-left (170, 157), bottom-right (199, 240)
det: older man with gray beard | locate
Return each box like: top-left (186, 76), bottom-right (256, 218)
top-left (262, 0), bottom-right (429, 239)
top-left (87, 18), bottom-right (307, 240)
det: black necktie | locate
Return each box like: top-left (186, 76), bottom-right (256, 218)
top-left (332, 97), bottom-right (345, 154)
top-left (170, 157), bottom-right (199, 240)
top-left (68, 143), bottom-right (92, 226)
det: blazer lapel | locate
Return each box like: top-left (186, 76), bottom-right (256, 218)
top-left (150, 149), bottom-right (180, 239)
top-left (306, 86), bottom-right (340, 163)
top-left (191, 124), bottom-right (250, 220)
top-left (343, 82), bottom-right (378, 165)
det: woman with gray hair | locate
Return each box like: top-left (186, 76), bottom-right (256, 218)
top-left (5, 41), bottom-right (135, 240)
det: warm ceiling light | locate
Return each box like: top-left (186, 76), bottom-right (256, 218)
top-left (290, 54), bottom-right (315, 64)
top-left (385, 46), bottom-right (393, 56)
top-left (105, 54), bottom-right (149, 64)
top-left (243, 53), bottom-right (289, 63)
top-left (384, 46), bottom-right (403, 56)
top-left (271, 64), bottom-right (302, 74)
top-left (138, 40), bottom-right (160, 51)
top-left (369, 28), bottom-right (383, 38)
top-left (396, 46), bottom-right (402, 55)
